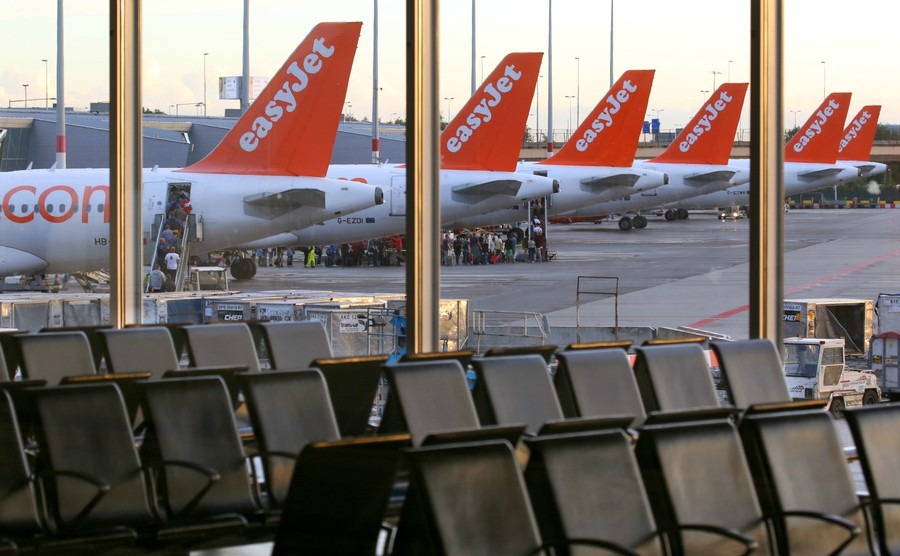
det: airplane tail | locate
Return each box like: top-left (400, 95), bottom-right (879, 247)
top-left (651, 83), bottom-right (748, 165)
top-left (784, 92), bottom-right (852, 164)
top-left (545, 69), bottom-right (655, 167)
top-left (440, 52), bottom-right (543, 172)
top-left (180, 21), bottom-right (362, 177)
top-left (837, 105), bottom-right (880, 161)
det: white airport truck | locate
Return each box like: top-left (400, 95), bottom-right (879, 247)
top-left (783, 337), bottom-right (881, 418)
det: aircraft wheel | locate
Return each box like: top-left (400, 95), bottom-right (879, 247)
top-left (633, 215), bottom-right (648, 229)
top-left (507, 227), bottom-right (525, 243)
top-left (249, 259), bottom-right (258, 278)
top-left (677, 209), bottom-right (690, 220)
top-left (230, 259), bottom-right (254, 280)
top-left (828, 397), bottom-right (845, 419)
top-left (618, 217), bottom-right (633, 231)
top-left (664, 209), bottom-right (677, 221)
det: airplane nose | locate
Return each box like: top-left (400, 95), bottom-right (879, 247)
top-left (0, 247), bottom-right (48, 276)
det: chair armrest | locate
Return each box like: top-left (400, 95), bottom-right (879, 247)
top-left (678, 523), bottom-right (758, 555)
top-left (148, 459), bottom-right (221, 519)
top-left (782, 510), bottom-right (860, 554)
top-left (43, 469), bottom-right (111, 528)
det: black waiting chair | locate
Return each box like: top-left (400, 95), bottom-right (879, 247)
top-left (710, 338), bottom-right (793, 409)
top-left (633, 342), bottom-right (720, 415)
top-left (271, 434), bottom-right (411, 555)
top-left (738, 404), bottom-right (871, 555)
top-left (635, 411), bottom-right (774, 555)
top-left (394, 440), bottom-right (639, 555)
top-left (139, 376), bottom-right (276, 541)
top-left (843, 403), bottom-right (900, 555)
top-left (39, 325), bottom-right (111, 371)
top-left (554, 346), bottom-right (647, 427)
top-left (310, 354), bottom-right (388, 437)
top-left (400, 349), bottom-right (475, 369)
top-left (523, 428), bottom-right (666, 555)
top-left (257, 320), bottom-right (333, 370)
top-left (16, 331), bottom-right (97, 384)
top-left (182, 323), bottom-right (261, 372)
top-left (238, 370), bottom-right (341, 508)
top-left (472, 354), bottom-right (575, 436)
top-left (125, 322), bottom-right (189, 365)
top-left (380, 359), bottom-right (524, 447)
top-left (98, 327), bottom-right (181, 379)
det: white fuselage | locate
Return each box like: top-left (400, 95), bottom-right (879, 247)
top-left (450, 161), bottom-right (667, 228)
top-left (660, 159), bottom-right (865, 210)
top-left (557, 161), bottom-right (746, 218)
top-left (0, 167), bottom-right (382, 276)
top-left (236, 164), bottom-right (559, 248)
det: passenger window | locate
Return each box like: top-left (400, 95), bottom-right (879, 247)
top-left (85, 204), bottom-right (91, 213)
top-left (7, 205), bottom-right (13, 213)
top-left (72, 204), bottom-right (78, 213)
top-left (47, 204), bottom-right (54, 213)
top-left (20, 204), bottom-right (27, 212)
top-left (98, 203), bottom-right (104, 213)
top-left (59, 204), bottom-right (66, 212)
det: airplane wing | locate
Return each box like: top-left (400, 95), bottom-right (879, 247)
top-left (243, 189), bottom-right (327, 219)
top-left (580, 174), bottom-right (641, 192)
top-left (451, 179), bottom-right (522, 196)
top-left (682, 170), bottom-right (736, 185)
top-left (797, 168), bottom-right (845, 181)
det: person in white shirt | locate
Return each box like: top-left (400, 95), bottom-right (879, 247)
top-left (164, 247), bottom-right (181, 273)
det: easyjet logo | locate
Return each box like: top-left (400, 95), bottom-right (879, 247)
top-left (792, 98), bottom-right (841, 153)
top-left (239, 36), bottom-right (336, 152)
top-left (838, 110), bottom-right (871, 153)
top-left (575, 79), bottom-right (638, 152)
top-left (679, 90), bottom-right (735, 153)
top-left (1, 184), bottom-right (109, 224)
top-left (446, 64), bottom-right (524, 153)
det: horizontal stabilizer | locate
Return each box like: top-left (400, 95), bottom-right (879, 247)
top-left (451, 179), bottom-right (522, 196)
top-left (797, 167), bottom-right (846, 181)
top-left (683, 170), bottom-right (736, 185)
top-left (580, 174), bottom-right (641, 192)
top-left (243, 189), bottom-right (326, 219)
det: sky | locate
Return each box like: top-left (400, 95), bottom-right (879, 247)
top-left (1, 1), bottom-right (896, 140)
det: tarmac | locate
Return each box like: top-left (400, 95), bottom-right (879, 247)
top-left (239, 208), bottom-right (900, 341)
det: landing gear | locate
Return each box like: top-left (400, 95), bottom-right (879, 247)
top-left (617, 216), bottom-right (633, 231)
top-left (507, 227), bottom-right (525, 244)
top-left (632, 215), bottom-right (648, 229)
top-left (677, 208), bottom-right (690, 220)
top-left (664, 209), bottom-right (677, 221)
top-left (230, 257), bottom-right (257, 280)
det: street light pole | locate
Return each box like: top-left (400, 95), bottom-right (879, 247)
top-left (536, 74), bottom-right (542, 144)
top-left (22, 84), bottom-right (29, 108)
top-left (480, 55), bottom-right (485, 83)
top-left (700, 90), bottom-right (709, 103)
top-left (790, 110), bottom-right (800, 128)
top-left (728, 59), bottom-right (733, 82)
top-left (565, 95), bottom-right (574, 137)
top-left (820, 60), bottom-right (826, 98)
top-left (443, 97), bottom-right (454, 122)
top-left (574, 56), bottom-right (580, 125)
top-left (203, 52), bottom-right (208, 117)
top-left (712, 70), bottom-right (722, 90)
top-left (42, 59), bottom-right (49, 108)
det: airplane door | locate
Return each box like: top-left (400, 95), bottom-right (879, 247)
top-left (143, 181), bottom-right (168, 263)
top-left (389, 176), bottom-right (406, 216)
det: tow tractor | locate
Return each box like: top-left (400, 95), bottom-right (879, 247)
top-left (783, 337), bottom-right (881, 418)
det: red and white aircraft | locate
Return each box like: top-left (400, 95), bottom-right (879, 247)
top-left (552, 83), bottom-right (750, 230)
top-left (450, 69), bottom-right (669, 231)
top-left (235, 52), bottom-right (560, 262)
top-left (661, 93), bottom-right (866, 214)
top-left (0, 22), bottom-right (384, 277)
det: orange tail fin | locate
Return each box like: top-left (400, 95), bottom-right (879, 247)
top-left (545, 69), bottom-right (655, 167)
top-left (784, 92), bottom-right (852, 163)
top-left (440, 52), bottom-right (543, 171)
top-left (837, 105), bottom-right (881, 161)
top-left (180, 21), bottom-right (362, 177)
top-left (651, 83), bottom-right (748, 165)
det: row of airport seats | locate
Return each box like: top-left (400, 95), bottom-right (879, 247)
top-left (1, 322), bottom-right (899, 553)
